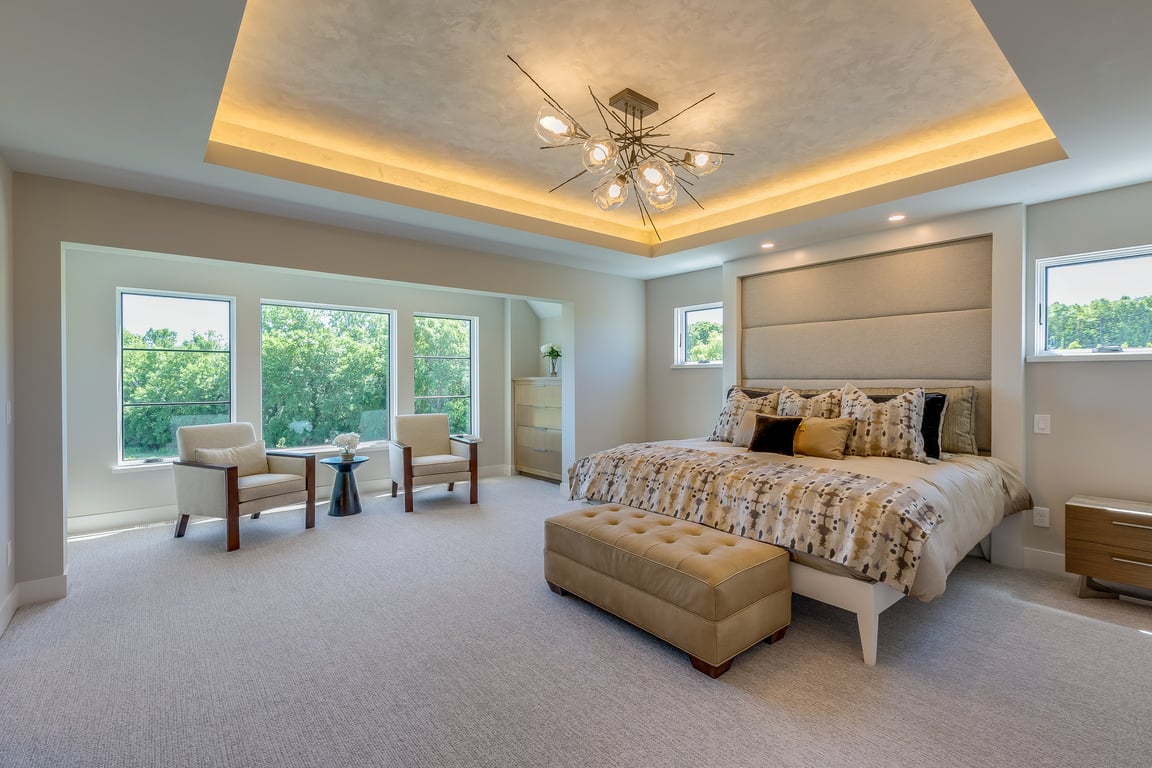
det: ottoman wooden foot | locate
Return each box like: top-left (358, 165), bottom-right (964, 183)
top-left (547, 580), bottom-right (570, 597)
top-left (766, 626), bottom-right (788, 644)
top-left (689, 655), bottom-right (733, 678)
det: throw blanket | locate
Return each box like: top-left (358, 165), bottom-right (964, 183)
top-left (568, 443), bottom-right (942, 594)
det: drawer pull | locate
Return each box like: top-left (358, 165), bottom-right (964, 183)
top-left (1111, 557), bottom-right (1152, 569)
top-left (1112, 521), bottom-right (1152, 531)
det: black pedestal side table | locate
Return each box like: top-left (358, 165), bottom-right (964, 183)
top-left (320, 456), bottom-right (370, 516)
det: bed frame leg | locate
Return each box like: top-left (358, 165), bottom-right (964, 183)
top-left (857, 610), bottom-right (879, 666)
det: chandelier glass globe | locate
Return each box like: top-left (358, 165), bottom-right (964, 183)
top-left (534, 105), bottom-right (575, 145)
top-left (581, 136), bottom-right (620, 175)
top-left (593, 175), bottom-right (629, 210)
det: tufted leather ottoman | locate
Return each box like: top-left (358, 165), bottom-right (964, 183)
top-left (544, 504), bottom-right (791, 677)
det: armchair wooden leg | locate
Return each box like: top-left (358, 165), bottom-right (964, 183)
top-left (447, 482), bottom-right (455, 491)
top-left (468, 440), bottom-right (478, 505)
top-left (404, 481), bottom-right (414, 513)
top-left (226, 512), bottom-right (240, 552)
top-left (250, 510), bottom-right (261, 519)
top-left (174, 514), bottom-right (190, 539)
top-left (304, 499), bottom-right (316, 530)
top-left (391, 481), bottom-right (398, 497)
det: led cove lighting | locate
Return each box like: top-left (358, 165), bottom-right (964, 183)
top-left (888, 213), bottom-right (907, 222)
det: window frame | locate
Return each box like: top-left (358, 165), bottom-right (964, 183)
top-left (673, 301), bottom-right (724, 368)
top-left (116, 288), bottom-right (235, 466)
top-left (258, 300), bottom-right (397, 452)
top-left (412, 312), bottom-right (478, 436)
top-left (1032, 244), bottom-right (1152, 362)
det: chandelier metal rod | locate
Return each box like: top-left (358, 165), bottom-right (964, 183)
top-left (645, 92), bottom-right (717, 132)
top-left (507, 55), bottom-right (589, 138)
top-left (547, 168), bottom-right (589, 194)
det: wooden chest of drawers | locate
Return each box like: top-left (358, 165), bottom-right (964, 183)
top-left (1065, 495), bottom-right (1152, 597)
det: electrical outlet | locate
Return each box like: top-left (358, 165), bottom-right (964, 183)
top-left (1033, 414), bottom-right (1051, 434)
top-left (1032, 507), bottom-right (1050, 528)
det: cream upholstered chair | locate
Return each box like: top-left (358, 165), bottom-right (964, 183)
top-left (389, 413), bottom-right (478, 513)
top-left (173, 422), bottom-right (316, 551)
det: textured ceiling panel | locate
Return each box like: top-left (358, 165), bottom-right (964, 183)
top-left (210, 0), bottom-right (1061, 253)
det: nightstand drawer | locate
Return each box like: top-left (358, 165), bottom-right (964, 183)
top-left (1066, 496), bottom-right (1152, 550)
top-left (1065, 540), bottom-right (1152, 589)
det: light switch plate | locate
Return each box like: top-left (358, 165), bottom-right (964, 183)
top-left (1033, 414), bottom-right (1051, 434)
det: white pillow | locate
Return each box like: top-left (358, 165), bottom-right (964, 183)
top-left (194, 440), bottom-right (269, 477)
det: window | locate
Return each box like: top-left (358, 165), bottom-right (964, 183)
top-left (674, 302), bottom-right (723, 366)
top-left (413, 315), bottom-right (475, 434)
top-left (119, 291), bottom-right (232, 463)
top-left (261, 303), bottom-right (392, 448)
top-left (1036, 246), bottom-right (1152, 357)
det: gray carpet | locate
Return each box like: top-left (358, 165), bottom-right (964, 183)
top-left (1, 475), bottom-right (1150, 768)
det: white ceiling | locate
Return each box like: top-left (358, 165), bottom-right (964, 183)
top-left (2, 1), bottom-right (1152, 279)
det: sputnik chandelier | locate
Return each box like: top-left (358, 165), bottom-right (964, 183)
top-left (509, 56), bottom-right (731, 239)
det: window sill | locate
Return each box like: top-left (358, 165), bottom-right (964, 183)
top-left (1028, 351), bottom-right (1152, 363)
top-left (112, 461), bottom-right (174, 473)
top-left (672, 362), bottom-right (723, 369)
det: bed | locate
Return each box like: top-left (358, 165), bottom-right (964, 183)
top-left (568, 383), bottom-right (1032, 664)
top-left (573, 236), bottom-right (1031, 664)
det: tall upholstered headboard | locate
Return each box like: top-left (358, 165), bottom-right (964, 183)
top-left (739, 236), bottom-right (994, 452)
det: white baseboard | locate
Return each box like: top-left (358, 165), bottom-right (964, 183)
top-left (0, 585), bottom-right (17, 638)
top-left (67, 465), bottom-right (514, 536)
top-left (17, 572), bottom-right (68, 606)
top-left (1022, 546), bottom-right (1066, 576)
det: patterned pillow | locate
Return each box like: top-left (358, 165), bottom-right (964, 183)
top-left (840, 384), bottom-right (927, 462)
top-left (708, 388), bottom-right (779, 442)
top-left (777, 385), bottom-right (843, 419)
top-left (707, 388), bottom-right (748, 441)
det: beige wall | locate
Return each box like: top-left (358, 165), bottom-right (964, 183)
top-left (1024, 180), bottom-right (1152, 566)
top-left (12, 174), bottom-right (646, 591)
top-left (644, 267), bottom-right (725, 440)
top-left (0, 154), bottom-right (14, 628)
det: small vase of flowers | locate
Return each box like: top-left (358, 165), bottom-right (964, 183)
top-left (541, 343), bottom-right (561, 376)
top-left (333, 432), bottom-right (359, 460)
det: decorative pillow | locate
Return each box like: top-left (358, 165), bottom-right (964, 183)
top-left (194, 440), bottom-right (269, 477)
top-left (840, 385), bottom-right (927, 462)
top-left (777, 385), bottom-right (842, 419)
top-left (937, 386), bottom-right (978, 454)
top-left (731, 410), bottom-right (760, 448)
top-left (707, 388), bottom-right (749, 442)
top-left (708, 389), bottom-right (780, 442)
top-left (793, 417), bottom-right (855, 460)
top-left (871, 392), bottom-right (948, 459)
top-left (749, 415), bottom-right (804, 455)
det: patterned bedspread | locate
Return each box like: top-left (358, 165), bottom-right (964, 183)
top-left (568, 442), bottom-right (943, 594)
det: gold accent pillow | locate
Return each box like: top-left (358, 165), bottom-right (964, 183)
top-left (194, 440), bottom-right (269, 477)
top-left (793, 417), bottom-right (855, 460)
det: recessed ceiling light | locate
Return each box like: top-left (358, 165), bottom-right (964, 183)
top-left (887, 214), bottom-right (906, 222)
top-left (760, 242), bottom-right (775, 249)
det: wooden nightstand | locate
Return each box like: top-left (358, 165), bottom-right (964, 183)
top-left (1065, 495), bottom-right (1152, 598)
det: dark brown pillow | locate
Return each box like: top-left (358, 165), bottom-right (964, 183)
top-left (749, 415), bottom-right (804, 455)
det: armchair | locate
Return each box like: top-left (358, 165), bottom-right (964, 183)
top-left (173, 422), bottom-right (316, 551)
top-left (389, 413), bottom-right (478, 513)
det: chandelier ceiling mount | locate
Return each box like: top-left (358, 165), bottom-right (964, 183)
top-left (509, 56), bottom-right (732, 240)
